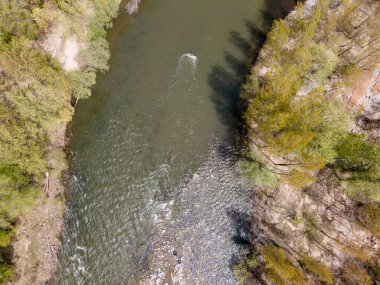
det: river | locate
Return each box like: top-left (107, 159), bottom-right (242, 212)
top-left (55, 0), bottom-right (293, 284)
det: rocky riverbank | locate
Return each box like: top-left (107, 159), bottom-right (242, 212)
top-left (237, 0), bottom-right (380, 284)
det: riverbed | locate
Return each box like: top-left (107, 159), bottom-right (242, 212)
top-left (55, 0), bottom-right (292, 284)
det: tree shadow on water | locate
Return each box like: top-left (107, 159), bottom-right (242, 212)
top-left (207, 0), bottom-right (299, 273)
top-left (207, 20), bottom-right (267, 138)
top-left (262, 0), bottom-right (299, 28)
top-left (227, 209), bottom-right (253, 247)
top-left (208, 0), bottom-right (298, 150)
top-left (226, 208), bottom-right (253, 268)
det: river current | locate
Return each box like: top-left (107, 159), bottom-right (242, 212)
top-left (55, 0), bottom-right (294, 284)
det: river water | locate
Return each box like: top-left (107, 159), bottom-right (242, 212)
top-left (55, 0), bottom-right (293, 284)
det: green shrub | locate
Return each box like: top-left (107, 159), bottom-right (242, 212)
top-left (342, 242), bottom-right (372, 263)
top-left (309, 43), bottom-right (339, 83)
top-left (69, 70), bottom-right (96, 99)
top-left (0, 0), bottom-right (38, 44)
top-left (372, 265), bottom-right (380, 282)
top-left (232, 262), bottom-right (251, 284)
top-left (246, 250), bottom-right (259, 269)
top-left (284, 169), bottom-right (315, 188)
top-left (241, 76), bottom-right (259, 102)
top-left (356, 204), bottom-right (380, 237)
top-left (341, 261), bottom-right (371, 285)
top-left (300, 255), bottom-right (333, 284)
top-left (306, 98), bottom-right (351, 164)
top-left (0, 229), bottom-right (14, 248)
top-left (335, 134), bottom-right (380, 203)
top-left (343, 180), bottom-right (380, 203)
top-left (232, 249), bottom-right (258, 284)
top-left (0, 262), bottom-right (14, 285)
top-left (240, 154), bottom-right (278, 188)
top-left (263, 245), bottom-right (308, 285)
top-left (336, 133), bottom-right (379, 171)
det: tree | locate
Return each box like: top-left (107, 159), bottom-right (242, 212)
top-left (306, 98), bottom-right (351, 164)
top-left (264, 245), bottom-right (309, 285)
top-left (336, 133), bottom-right (379, 171)
top-left (265, 19), bottom-right (290, 63)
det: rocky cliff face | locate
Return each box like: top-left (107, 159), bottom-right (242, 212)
top-left (251, 170), bottom-right (379, 284)
top-left (240, 0), bottom-right (380, 284)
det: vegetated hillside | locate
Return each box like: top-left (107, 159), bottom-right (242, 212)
top-left (237, 0), bottom-right (380, 284)
top-left (0, 0), bottom-right (121, 284)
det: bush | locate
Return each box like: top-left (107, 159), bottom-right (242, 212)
top-left (336, 133), bottom-right (379, 171)
top-left (309, 43), bottom-right (339, 83)
top-left (0, 229), bottom-right (14, 248)
top-left (241, 76), bottom-right (259, 102)
top-left (356, 204), bottom-right (380, 237)
top-left (69, 70), bottom-right (96, 99)
top-left (246, 250), bottom-right (259, 269)
top-left (240, 154), bottom-right (278, 188)
top-left (372, 265), bottom-right (380, 282)
top-left (335, 134), bottom-right (380, 203)
top-left (284, 169), bottom-right (315, 188)
top-left (232, 262), bottom-right (251, 284)
top-left (343, 180), bottom-right (380, 203)
top-left (306, 98), bottom-right (351, 164)
top-left (301, 255), bottom-right (333, 284)
top-left (342, 242), bottom-right (372, 263)
top-left (263, 245), bottom-right (308, 285)
top-left (232, 249), bottom-right (258, 284)
top-left (341, 261), bottom-right (371, 285)
top-left (0, 262), bottom-right (13, 285)
top-left (0, 1), bottom-right (38, 44)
